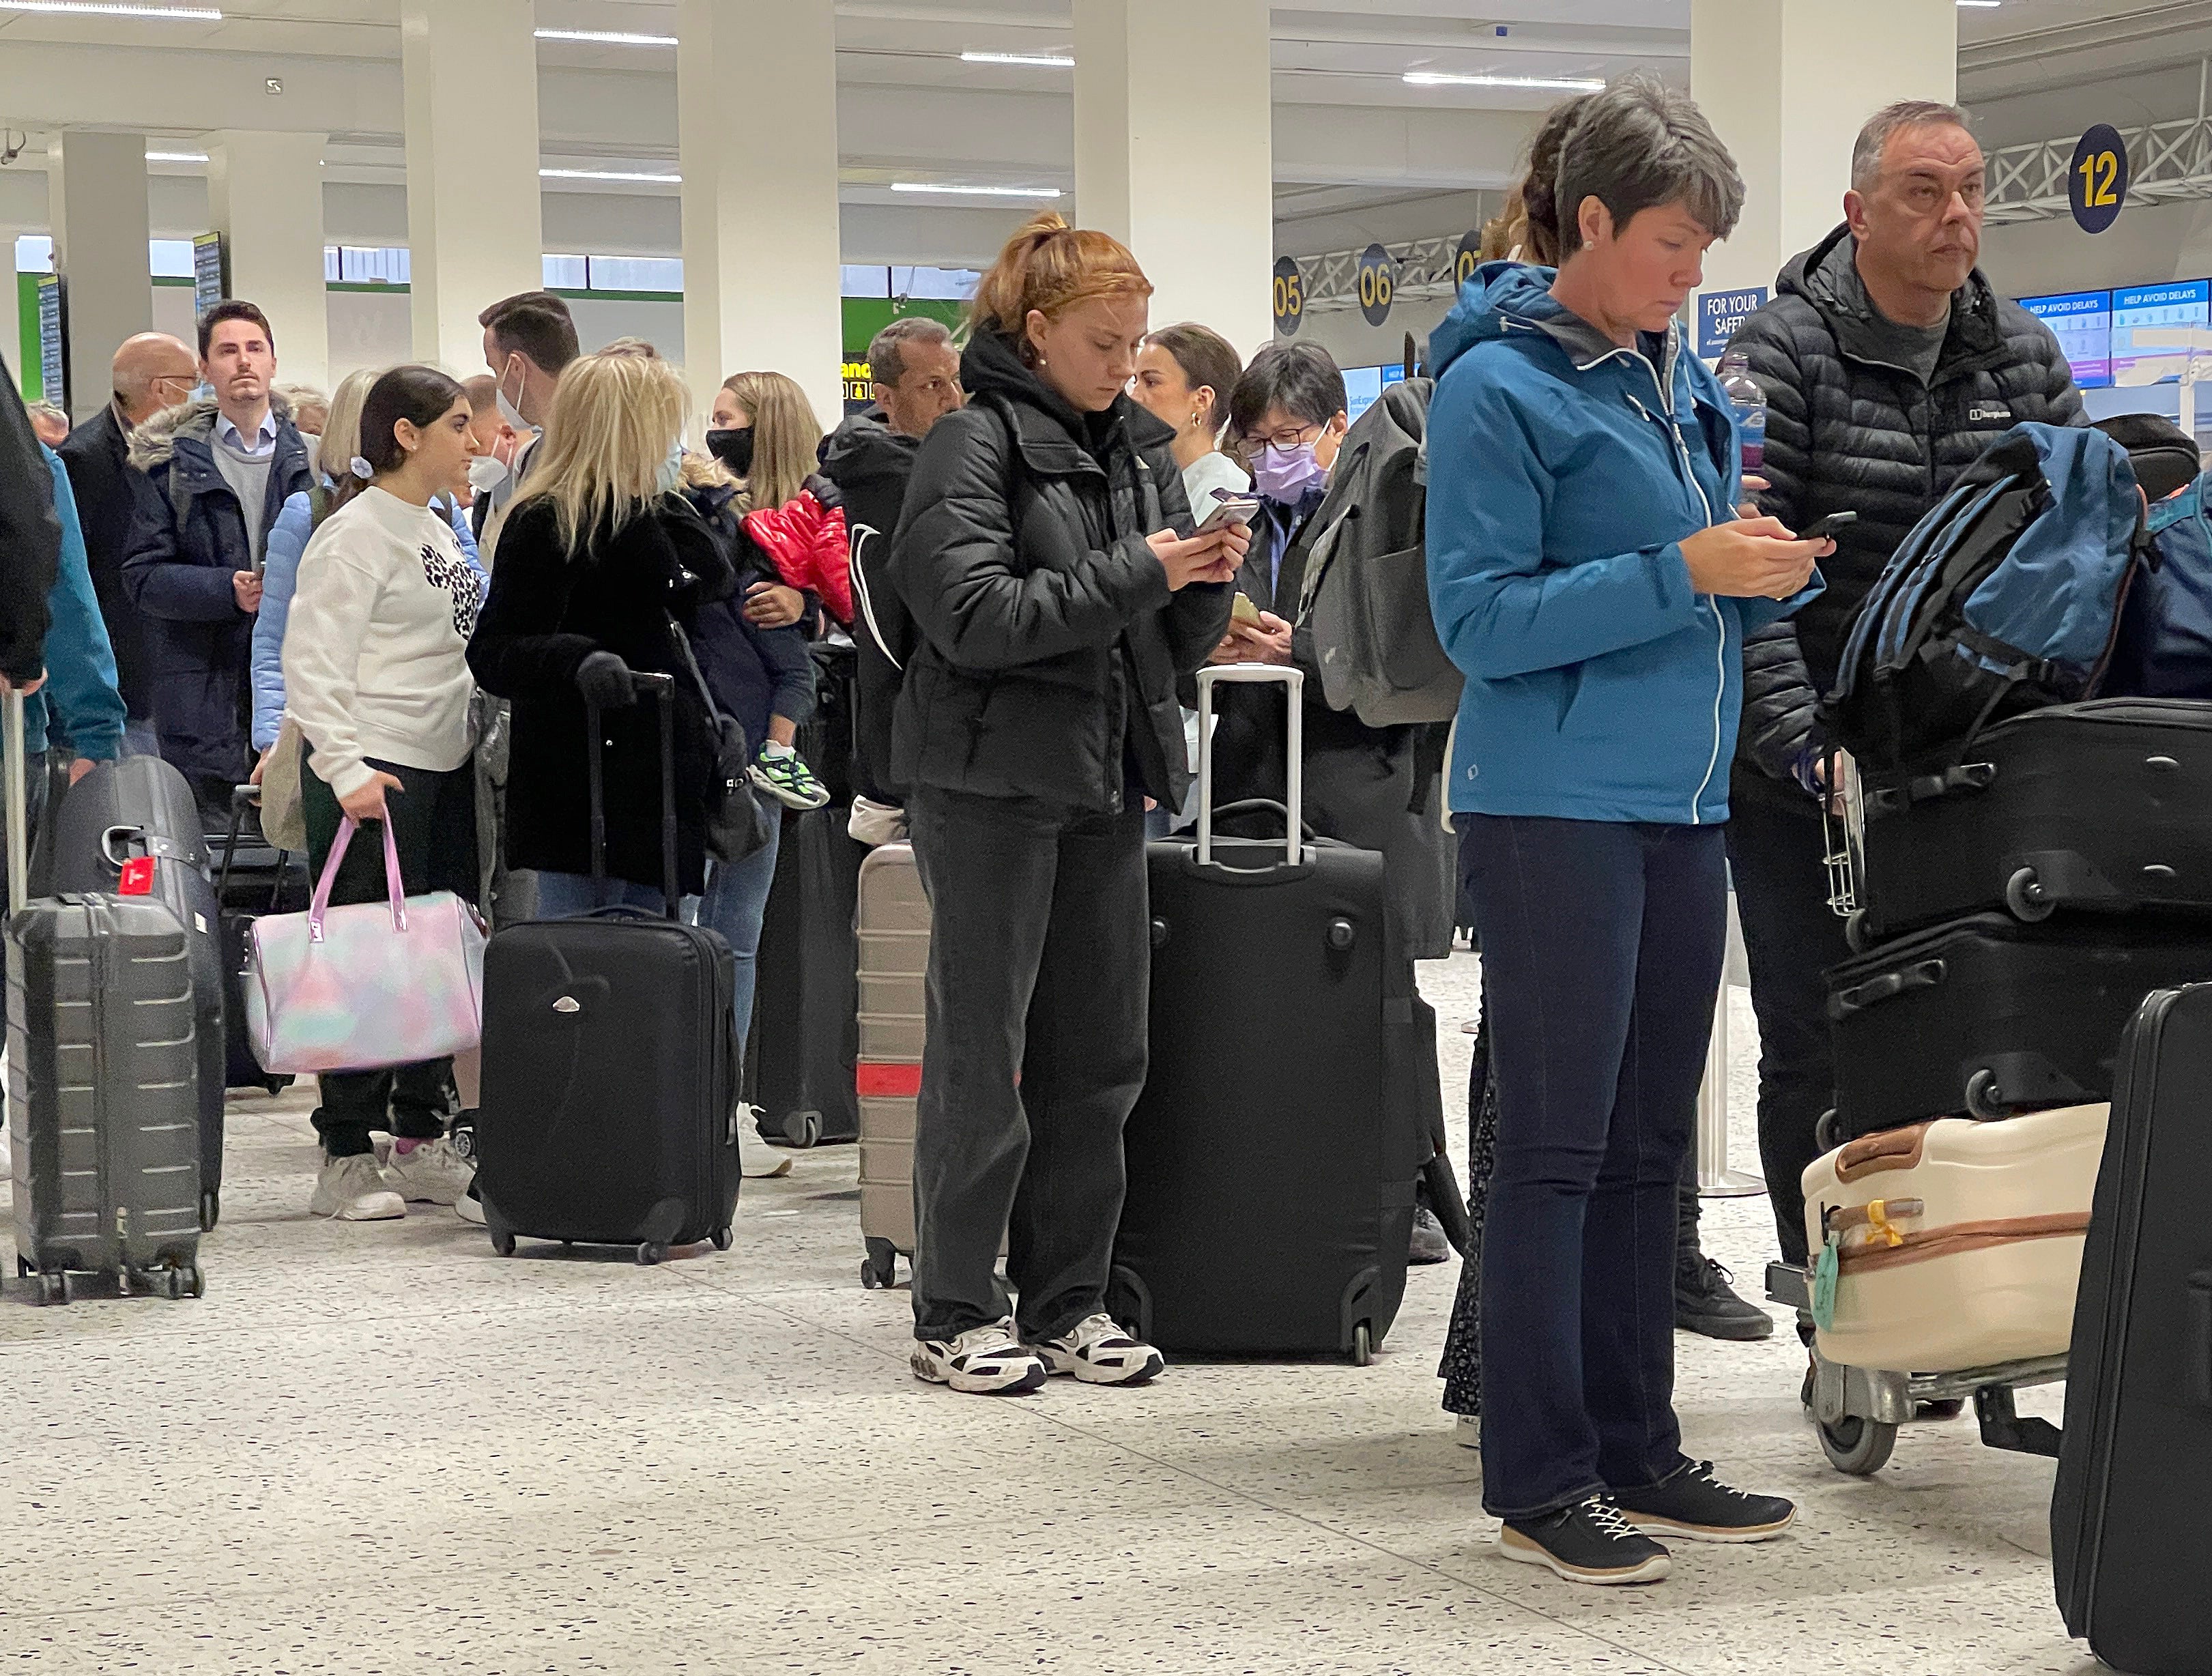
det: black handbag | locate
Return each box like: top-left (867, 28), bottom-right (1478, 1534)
top-left (668, 615), bottom-right (773, 866)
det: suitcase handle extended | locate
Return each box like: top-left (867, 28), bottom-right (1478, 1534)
top-left (1827, 957), bottom-right (1947, 1020)
top-left (585, 669), bottom-right (680, 921)
top-left (1195, 664), bottom-right (1302, 868)
top-left (4, 689), bottom-right (27, 916)
top-left (1867, 762), bottom-right (1995, 819)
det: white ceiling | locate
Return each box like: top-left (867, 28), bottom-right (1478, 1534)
top-left (0, 0), bottom-right (2194, 263)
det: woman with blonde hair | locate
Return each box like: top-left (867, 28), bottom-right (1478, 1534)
top-left (468, 346), bottom-right (736, 915)
top-left (886, 211), bottom-right (1247, 1394)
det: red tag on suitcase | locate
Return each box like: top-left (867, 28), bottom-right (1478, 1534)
top-left (117, 856), bottom-right (155, 896)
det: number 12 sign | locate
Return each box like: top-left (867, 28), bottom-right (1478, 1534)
top-left (2071, 124), bottom-right (2130, 235)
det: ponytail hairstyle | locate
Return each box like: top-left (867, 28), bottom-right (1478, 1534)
top-left (719, 370), bottom-right (821, 515)
top-left (1143, 323), bottom-right (1244, 445)
top-left (353, 365), bottom-right (464, 502)
top-left (1478, 93), bottom-right (1594, 267)
top-left (967, 211), bottom-right (1153, 366)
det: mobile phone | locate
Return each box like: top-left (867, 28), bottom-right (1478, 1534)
top-left (1196, 494), bottom-right (1262, 534)
top-left (1800, 510), bottom-right (1858, 543)
top-left (1230, 591), bottom-right (1263, 626)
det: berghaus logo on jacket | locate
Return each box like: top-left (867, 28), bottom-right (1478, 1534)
top-left (1969, 404), bottom-right (2014, 424)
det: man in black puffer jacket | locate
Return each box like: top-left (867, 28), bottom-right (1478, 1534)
top-left (1725, 100), bottom-right (2086, 1269)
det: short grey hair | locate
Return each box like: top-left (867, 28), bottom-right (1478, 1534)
top-left (869, 316), bottom-right (954, 389)
top-left (1852, 100), bottom-right (1973, 192)
top-left (1555, 77), bottom-right (1744, 258)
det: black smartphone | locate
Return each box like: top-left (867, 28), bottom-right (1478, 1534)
top-left (1800, 510), bottom-right (1858, 543)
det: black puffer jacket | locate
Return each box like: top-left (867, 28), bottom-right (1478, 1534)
top-left (1729, 225), bottom-right (2086, 779)
top-left (887, 329), bottom-right (1231, 813)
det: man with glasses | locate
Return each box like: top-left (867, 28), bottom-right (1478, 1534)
top-left (59, 331), bottom-right (200, 755)
top-left (1724, 101), bottom-right (2085, 1289)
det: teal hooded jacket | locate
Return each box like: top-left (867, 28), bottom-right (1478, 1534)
top-left (1424, 263), bottom-right (1820, 826)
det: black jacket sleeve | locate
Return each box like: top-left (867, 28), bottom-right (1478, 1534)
top-left (467, 504), bottom-right (601, 699)
top-left (1729, 304), bottom-right (1822, 778)
top-left (889, 407), bottom-right (1172, 672)
top-left (1148, 446), bottom-right (1233, 675)
top-left (1738, 620), bottom-right (1822, 783)
top-left (0, 356), bottom-right (61, 683)
top-left (2040, 330), bottom-right (2089, 428)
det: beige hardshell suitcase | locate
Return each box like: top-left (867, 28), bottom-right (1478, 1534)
top-left (1802, 1103), bottom-right (2107, 1373)
top-left (855, 844), bottom-right (928, 1289)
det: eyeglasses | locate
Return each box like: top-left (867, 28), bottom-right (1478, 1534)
top-left (1241, 420), bottom-right (1323, 452)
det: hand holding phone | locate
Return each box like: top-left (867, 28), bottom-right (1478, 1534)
top-left (1798, 510), bottom-right (1857, 543)
top-left (1196, 494), bottom-right (1261, 536)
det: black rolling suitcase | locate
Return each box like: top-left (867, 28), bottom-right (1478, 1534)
top-left (1854, 699), bottom-right (2212, 942)
top-left (214, 786), bottom-right (301, 1099)
top-left (1109, 666), bottom-right (1432, 1362)
top-left (1825, 912), bottom-right (2212, 1139)
top-left (473, 675), bottom-right (742, 1263)
top-left (5, 695), bottom-right (205, 1303)
top-left (745, 805), bottom-right (863, 1146)
top-left (2052, 983), bottom-right (2212, 1676)
top-left (42, 753), bottom-right (230, 1230)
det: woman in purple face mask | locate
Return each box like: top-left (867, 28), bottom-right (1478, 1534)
top-left (1221, 345), bottom-right (1351, 659)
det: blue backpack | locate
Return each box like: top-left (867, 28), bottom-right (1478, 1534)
top-left (1821, 424), bottom-right (2153, 771)
top-left (2106, 471), bottom-right (2212, 699)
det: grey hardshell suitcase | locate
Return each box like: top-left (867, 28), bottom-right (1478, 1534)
top-left (5, 696), bottom-right (205, 1303)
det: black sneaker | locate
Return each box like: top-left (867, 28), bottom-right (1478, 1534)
top-left (1409, 1204), bottom-right (1452, 1265)
top-left (1675, 1252), bottom-right (1777, 1341)
top-left (1499, 1494), bottom-right (1671, 1586)
top-left (1613, 1460), bottom-right (1795, 1544)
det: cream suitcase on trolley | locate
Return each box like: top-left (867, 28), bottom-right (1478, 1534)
top-left (1802, 1103), bottom-right (2107, 1373)
top-left (854, 844), bottom-right (928, 1290)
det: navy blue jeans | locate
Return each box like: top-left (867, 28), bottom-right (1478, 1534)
top-left (1461, 813), bottom-right (1726, 1518)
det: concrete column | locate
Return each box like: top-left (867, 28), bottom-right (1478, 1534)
top-left (1691, 0), bottom-right (1958, 313)
top-left (0, 238), bottom-right (20, 401)
top-left (48, 130), bottom-right (152, 421)
top-left (1074, 0), bottom-right (1274, 359)
top-left (677, 0), bottom-right (844, 431)
top-left (399, 0), bottom-right (543, 375)
top-left (207, 130), bottom-right (330, 392)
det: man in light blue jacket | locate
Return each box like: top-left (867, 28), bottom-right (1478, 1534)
top-left (1425, 79), bottom-right (1828, 1587)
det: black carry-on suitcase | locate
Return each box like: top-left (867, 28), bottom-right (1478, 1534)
top-left (1854, 699), bottom-right (2212, 943)
top-left (2052, 983), bottom-right (2212, 1676)
top-left (5, 695), bottom-right (205, 1303)
top-left (744, 805), bottom-right (863, 1147)
top-left (473, 674), bottom-right (742, 1264)
top-left (41, 753), bottom-right (230, 1230)
top-left (1109, 665), bottom-right (1433, 1363)
top-left (1825, 912), bottom-right (2212, 1139)
top-left (214, 785), bottom-right (301, 1099)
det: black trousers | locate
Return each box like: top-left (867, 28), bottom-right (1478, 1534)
top-left (1725, 767), bottom-right (1852, 1267)
top-left (906, 786), bottom-right (1150, 1345)
top-left (301, 754), bottom-right (478, 1160)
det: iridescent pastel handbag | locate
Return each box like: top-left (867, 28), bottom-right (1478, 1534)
top-left (245, 815), bottom-right (487, 1075)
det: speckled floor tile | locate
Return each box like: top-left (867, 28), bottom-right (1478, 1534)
top-left (0, 951), bottom-right (2097, 1673)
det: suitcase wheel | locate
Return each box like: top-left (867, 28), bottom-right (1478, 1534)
top-left (637, 1242), bottom-right (669, 1267)
top-left (782, 1110), bottom-right (823, 1150)
top-left (199, 1191), bottom-right (220, 1234)
top-left (2005, 865), bottom-right (2056, 923)
top-left (1965, 1068), bottom-right (2015, 1122)
top-left (710, 1226), bottom-right (733, 1252)
top-left (1843, 910), bottom-right (1871, 955)
top-left (490, 1230), bottom-right (517, 1258)
top-left (1818, 1415), bottom-right (1897, 1476)
top-left (861, 1237), bottom-right (898, 1290)
top-left (1815, 1109), bottom-right (1841, 1153)
top-left (36, 1271), bottom-right (68, 1307)
top-left (1349, 1323), bottom-right (1374, 1367)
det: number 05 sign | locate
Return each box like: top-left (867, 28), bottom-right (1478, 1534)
top-left (2071, 124), bottom-right (2129, 235)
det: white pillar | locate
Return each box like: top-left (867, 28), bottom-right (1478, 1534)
top-left (678, 0), bottom-right (844, 432)
top-left (0, 238), bottom-right (20, 401)
top-left (47, 130), bottom-right (152, 422)
top-left (400, 0), bottom-right (543, 375)
top-left (1691, 0), bottom-right (1958, 319)
top-left (207, 130), bottom-right (330, 393)
top-left (1074, 0), bottom-right (1274, 360)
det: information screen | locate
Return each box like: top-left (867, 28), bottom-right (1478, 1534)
top-left (1343, 364), bottom-right (1383, 423)
top-left (2111, 280), bottom-right (2209, 386)
top-left (2020, 289), bottom-right (2113, 390)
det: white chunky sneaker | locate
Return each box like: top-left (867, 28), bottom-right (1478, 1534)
top-left (311, 1154), bottom-right (406, 1222)
top-left (738, 1109), bottom-right (792, 1179)
top-left (911, 1320), bottom-right (1048, 1394)
top-left (384, 1136), bottom-right (475, 1205)
top-left (1029, 1313), bottom-right (1165, 1386)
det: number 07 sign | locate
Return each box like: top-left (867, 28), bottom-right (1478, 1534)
top-left (2071, 124), bottom-right (2129, 235)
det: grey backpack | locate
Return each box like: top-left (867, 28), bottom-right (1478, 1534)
top-left (1296, 377), bottom-right (1462, 727)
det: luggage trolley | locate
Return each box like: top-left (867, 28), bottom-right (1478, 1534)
top-left (1768, 749), bottom-right (2071, 1475)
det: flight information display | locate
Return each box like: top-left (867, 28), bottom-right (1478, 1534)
top-left (2110, 280), bottom-right (2210, 386)
top-left (2020, 289), bottom-right (2113, 390)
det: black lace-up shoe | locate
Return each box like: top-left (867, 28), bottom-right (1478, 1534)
top-left (1676, 1252), bottom-right (1777, 1340)
top-left (1499, 1494), bottom-right (1672, 1585)
top-left (1613, 1460), bottom-right (1796, 1544)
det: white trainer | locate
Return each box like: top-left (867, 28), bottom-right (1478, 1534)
top-left (912, 1319), bottom-right (1048, 1395)
top-left (311, 1154), bottom-right (406, 1222)
top-left (384, 1136), bottom-right (475, 1205)
top-left (738, 1108), bottom-right (792, 1179)
top-left (1456, 1414), bottom-right (1482, 1449)
top-left (1030, 1313), bottom-right (1165, 1386)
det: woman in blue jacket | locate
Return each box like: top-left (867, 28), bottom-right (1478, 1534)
top-left (1424, 79), bottom-right (1828, 1587)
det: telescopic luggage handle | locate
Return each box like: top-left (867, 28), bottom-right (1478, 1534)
top-left (4, 690), bottom-right (27, 916)
top-left (1194, 664), bottom-right (1302, 868)
top-left (584, 669), bottom-right (680, 921)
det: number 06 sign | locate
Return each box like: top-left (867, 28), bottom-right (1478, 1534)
top-left (2071, 124), bottom-right (2129, 235)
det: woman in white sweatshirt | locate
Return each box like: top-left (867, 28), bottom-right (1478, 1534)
top-left (282, 365), bottom-right (487, 1224)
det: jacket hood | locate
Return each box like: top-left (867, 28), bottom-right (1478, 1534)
top-left (959, 328), bottom-right (1176, 458)
top-left (1779, 223), bottom-right (2010, 365)
top-left (819, 408), bottom-right (919, 483)
top-left (1429, 261), bottom-right (1639, 382)
top-left (127, 390), bottom-right (296, 474)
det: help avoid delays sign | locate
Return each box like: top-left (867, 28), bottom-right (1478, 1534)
top-left (1697, 288), bottom-right (1768, 359)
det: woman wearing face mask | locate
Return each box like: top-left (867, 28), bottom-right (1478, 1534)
top-left (888, 211), bottom-right (1245, 1394)
top-left (279, 366), bottom-right (488, 1224)
top-left (254, 368), bottom-right (482, 772)
top-left (1130, 323), bottom-right (1248, 515)
top-left (468, 347), bottom-right (736, 919)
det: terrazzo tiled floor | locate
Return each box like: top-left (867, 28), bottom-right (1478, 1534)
top-left (0, 951), bottom-right (2093, 1675)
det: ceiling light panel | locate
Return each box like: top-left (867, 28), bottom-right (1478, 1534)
top-left (1403, 72), bottom-right (1607, 91)
top-left (891, 182), bottom-right (1063, 199)
top-left (960, 51), bottom-right (1074, 68)
top-left (0, 1), bottom-right (220, 16)
top-left (534, 28), bottom-right (678, 47)
top-left (540, 167), bottom-right (681, 184)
